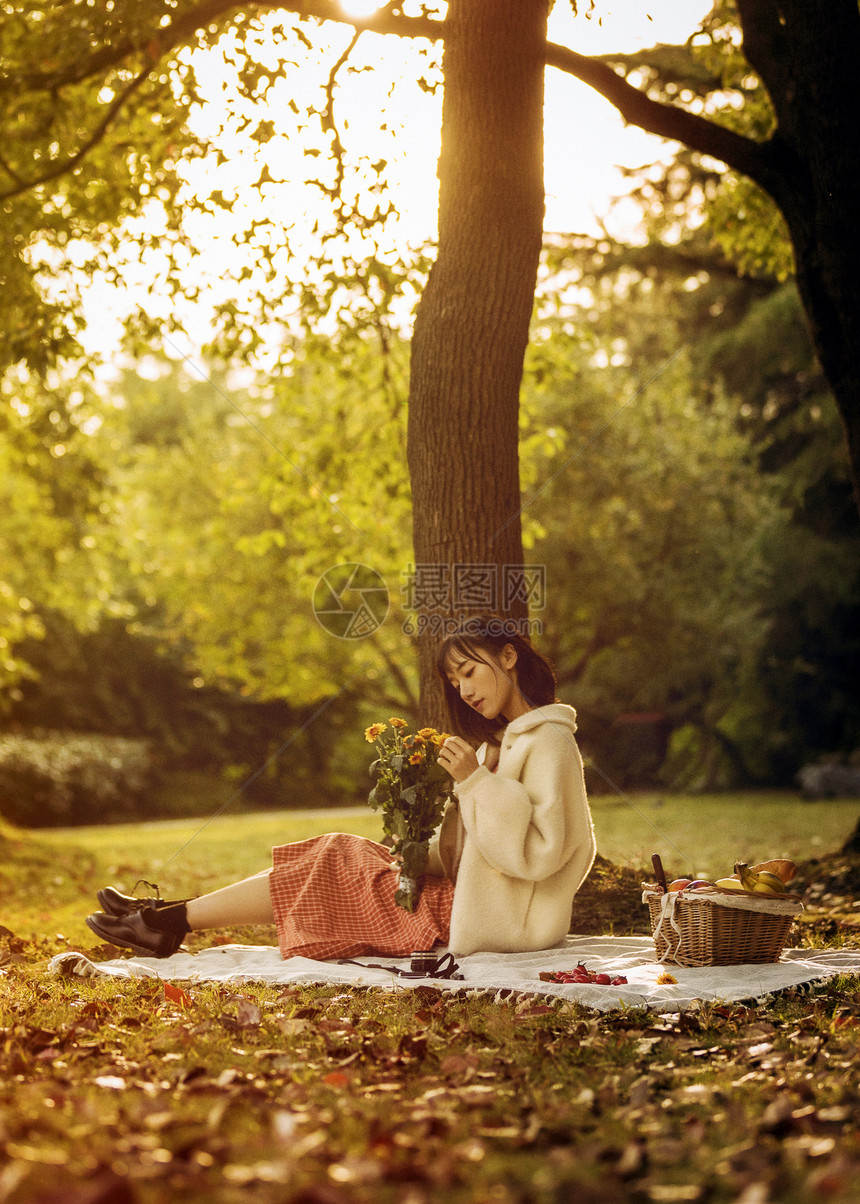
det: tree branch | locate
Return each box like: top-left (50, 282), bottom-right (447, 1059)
top-left (543, 41), bottom-right (782, 198)
top-left (543, 230), bottom-right (761, 285)
top-left (0, 146), bottom-right (26, 188)
top-left (3, 0), bottom-right (442, 95)
top-left (272, 0), bottom-right (441, 42)
top-left (369, 634), bottom-right (419, 713)
top-left (0, 66), bottom-right (152, 201)
top-left (555, 625), bottom-right (611, 687)
top-left (313, 29), bottom-right (364, 210)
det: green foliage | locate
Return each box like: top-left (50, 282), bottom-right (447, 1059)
top-left (707, 174), bottom-right (794, 281)
top-left (0, 331), bottom-right (424, 825)
top-left (6, 613), bottom-right (348, 815)
top-left (0, 370), bottom-right (111, 689)
top-left (521, 320), bottom-right (789, 784)
top-left (1, 0), bottom-right (435, 377)
top-left (0, 731), bottom-right (154, 827)
top-left (87, 336), bottom-right (416, 709)
top-left (537, 24), bottom-right (860, 785)
top-left (695, 65), bottom-right (791, 281)
top-left (0, 0), bottom-right (211, 375)
top-left (0, 0), bottom-right (855, 806)
top-left (601, 2), bottom-right (794, 282)
top-left (6, 252), bottom-right (855, 802)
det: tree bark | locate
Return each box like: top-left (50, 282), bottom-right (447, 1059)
top-left (735, 0), bottom-right (860, 517)
top-left (407, 0), bottom-right (549, 726)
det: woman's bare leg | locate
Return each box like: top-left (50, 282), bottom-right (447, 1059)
top-left (185, 869), bottom-right (274, 929)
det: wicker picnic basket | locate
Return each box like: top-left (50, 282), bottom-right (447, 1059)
top-left (641, 885), bottom-right (804, 968)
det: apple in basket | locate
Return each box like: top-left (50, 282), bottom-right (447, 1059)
top-left (667, 879), bottom-right (692, 891)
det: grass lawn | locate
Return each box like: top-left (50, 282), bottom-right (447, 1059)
top-left (6, 808), bottom-right (384, 945)
top-left (12, 791), bottom-right (857, 945)
top-left (588, 791), bottom-right (860, 880)
top-left (1, 795), bottom-right (859, 1203)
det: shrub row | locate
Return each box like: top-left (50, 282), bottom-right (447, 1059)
top-left (0, 731), bottom-right (155, 828)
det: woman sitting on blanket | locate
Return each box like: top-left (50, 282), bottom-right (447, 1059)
top-left (86, 618), bottom-right (596, 961)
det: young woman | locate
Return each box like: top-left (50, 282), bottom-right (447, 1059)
top-left (86, 619), bottom-right (595, 960)
top-left (430, 619), bottom-right (596, 955)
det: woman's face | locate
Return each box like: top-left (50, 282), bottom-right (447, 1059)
top-left (444, 643), bottom-right (527, 723)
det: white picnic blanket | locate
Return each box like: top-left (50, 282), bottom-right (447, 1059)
top-left (49, 935), bottom-right (860, 1012)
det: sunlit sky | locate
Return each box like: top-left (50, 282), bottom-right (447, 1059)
top-left (82, 0), bottom-right (714, 361)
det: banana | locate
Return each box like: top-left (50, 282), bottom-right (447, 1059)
top-left (734, 862), bottom-right (787, 895)
top-left (734, 862), bottom-right (757, 891)
top-left (752, 870), bottom-right (787, 894)
top-left (752, 858), bottom-right (797, 885)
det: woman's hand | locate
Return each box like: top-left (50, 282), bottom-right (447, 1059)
top-left (438, 736), bottom-right (480, 784)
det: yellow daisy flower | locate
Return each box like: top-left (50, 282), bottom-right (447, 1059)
top-left (364, 722), bottom-right (387, 743)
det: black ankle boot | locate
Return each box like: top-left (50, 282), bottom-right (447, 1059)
top-left (86, 904), bottom-right (190, 959)
top-left (140, 902), bottom-right (191, 940)
top-left (97, 885), bottom-right (187, 918)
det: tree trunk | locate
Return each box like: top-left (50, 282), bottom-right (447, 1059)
top-left (737, 0), bottom-right (860, 516)
top-left (407, 0), bottom-right (549, 725)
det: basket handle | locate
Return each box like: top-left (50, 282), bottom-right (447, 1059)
top-left (651, 853), bottom-right (668, 893)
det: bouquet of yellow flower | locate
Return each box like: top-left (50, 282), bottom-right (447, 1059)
top-left (365, 718), bottom-right (455, 912)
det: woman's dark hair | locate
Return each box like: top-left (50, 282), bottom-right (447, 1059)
top-left (435, 616), bottom-right (557, 743)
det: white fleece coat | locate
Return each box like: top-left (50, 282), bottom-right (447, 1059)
top-left (432, 703), bottom-right (596, 957)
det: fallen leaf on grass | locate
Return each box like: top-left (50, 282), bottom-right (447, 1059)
top-left (439, 1052), bottom-right (479, 1078)
top-left (79, 1000), bottom-right (116, 1020)
top-left (746, 1041), bottom-right (775, 1058)
top-left (328, 1154), bottom-right (384, 1185)
top-left (163, 982), bottom-right (191, 1009)
top-left (271, 1110), bottom-right (300, 1141)
top-left (316, 1017), bottom-right (357, 1034)
top-left (215, 1068), bottom-right (243, 1088)
top-left (275, 1016), bottom-right (312, 1037)
top-left (322, 1070), bottom-right (351, 1089)
top-left (235, 997), bottom-right (262, 1027)
top-left (4, 1143), bottom-right (68, 1179)
top-left (516, 1002), bottom-right (556, 1017)
top-left (616, 1140), bottom-right (645, 1176)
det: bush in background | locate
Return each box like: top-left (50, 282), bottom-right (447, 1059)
top-left (0, 732), bottom-right (155, 827)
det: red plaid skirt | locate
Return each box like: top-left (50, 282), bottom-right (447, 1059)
top-left (268, 833), bottom-right (455, 960)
